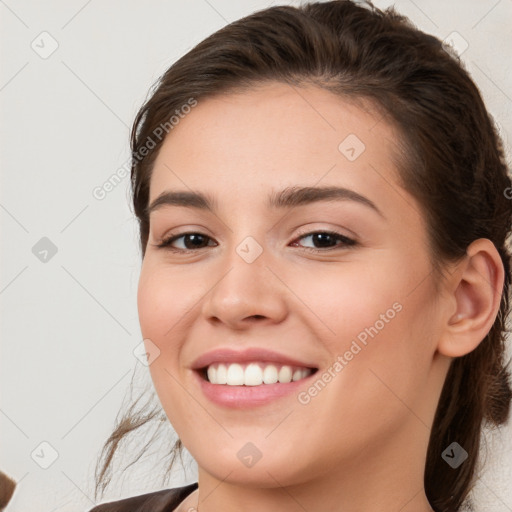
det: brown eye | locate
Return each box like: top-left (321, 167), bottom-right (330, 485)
top-left (157, 233), bottom-right (216, 251)
top-left (291, 231), bottom-right (357, 252)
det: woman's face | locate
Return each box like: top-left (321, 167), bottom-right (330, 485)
top-left (137, 83), bottom-right (450, 488)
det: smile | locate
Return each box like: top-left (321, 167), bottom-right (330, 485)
top-left (194, 363), bottom-right (319, 408)
top-left (202, 362), bottom-right (317, 386)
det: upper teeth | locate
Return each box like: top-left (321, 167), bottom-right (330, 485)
top-left (206, 362), bottom-right (313, 386)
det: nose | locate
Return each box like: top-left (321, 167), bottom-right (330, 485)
top-left (200, 243), bottom-right (288, 330)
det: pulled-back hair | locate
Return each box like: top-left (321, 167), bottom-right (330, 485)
top-left (94, 2), bottom-right (512, 510)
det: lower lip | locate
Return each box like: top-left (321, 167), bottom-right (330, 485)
top-left (193, 369), bottom-right (317, 408)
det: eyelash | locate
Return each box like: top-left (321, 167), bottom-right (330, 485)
top-left (155, 230), bottom-right (357, 254)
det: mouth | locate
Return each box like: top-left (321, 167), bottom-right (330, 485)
top-left (196, 362), bottom-right (319, 386)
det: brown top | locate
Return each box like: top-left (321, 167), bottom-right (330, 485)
top-left (87, 482), bottom-right (199, 512)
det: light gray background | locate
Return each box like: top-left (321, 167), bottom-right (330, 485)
top-left (1, 1), bottom-right (511, 511)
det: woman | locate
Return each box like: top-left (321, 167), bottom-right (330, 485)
top-left (89, 1), bottom-right (512, 511)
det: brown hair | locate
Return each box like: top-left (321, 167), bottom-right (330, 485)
top-left (94, 1), bottom-right (512, 510)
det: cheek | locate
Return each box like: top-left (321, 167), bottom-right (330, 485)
top-left (289, 259), bottom-right (404, 348)
top-left (137, 260), bottom-right (197, 340)
top-left (295, 252), bottom-right (437, 395)
top-left (137, 262), bottom-right (197, 428)
top-left (137, 266), bottom-right (167, 340)
top-left (297, 293), bottom-right (437, 463)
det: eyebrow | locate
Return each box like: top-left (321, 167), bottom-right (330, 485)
top-left (146, 185), bottom-right (384, 218)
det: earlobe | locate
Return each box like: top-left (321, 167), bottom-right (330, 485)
top-left (438, 238), bottom-right (504, 358)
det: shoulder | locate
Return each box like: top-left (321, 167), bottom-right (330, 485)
top-left (86, 482), bottom-right (199, 512)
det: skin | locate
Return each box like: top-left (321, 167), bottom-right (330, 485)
top-left (137, 82), bottom-right (504, 512)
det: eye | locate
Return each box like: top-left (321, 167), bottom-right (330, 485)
top-left (155, 232), bottom-right (216, 252)
top-left (154, 230), bottom-right (356, 253)
top-left (291, 230), bottom-right (357, 252)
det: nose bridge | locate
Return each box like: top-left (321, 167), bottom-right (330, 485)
top-left (201, 230), bottom-right (287, 326)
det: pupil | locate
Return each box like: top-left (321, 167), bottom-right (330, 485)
top-left (314, 233), bottom-right (334, 247)
top-left (185, 234), bottom-right (206, 249)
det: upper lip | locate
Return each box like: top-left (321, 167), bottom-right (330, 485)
top-left (191, 348), bottom-right (318, 370)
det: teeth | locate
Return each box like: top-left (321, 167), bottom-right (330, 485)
top-left (205, 362), bottom-right (314, 386)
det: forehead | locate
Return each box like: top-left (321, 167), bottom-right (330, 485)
top-left (149, 82), bottom-right (407, 211)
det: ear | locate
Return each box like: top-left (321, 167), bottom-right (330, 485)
top-left (437, 238), bottom-right (505, 358)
